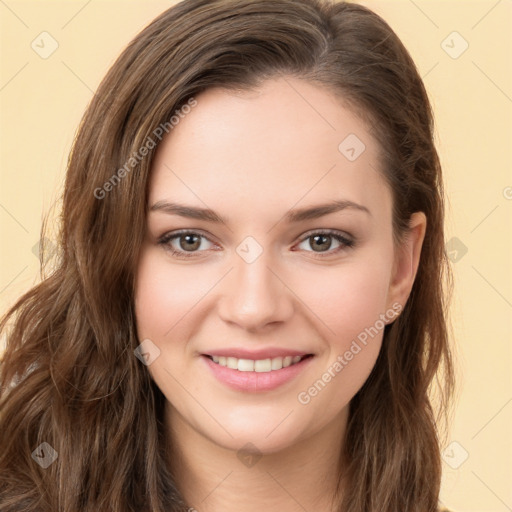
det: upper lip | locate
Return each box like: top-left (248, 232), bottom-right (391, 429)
top-left (202, 348), bottom-right (313, 359)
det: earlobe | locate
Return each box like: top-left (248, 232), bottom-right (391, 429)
top-left (386, 212), bottom-right (427, 314)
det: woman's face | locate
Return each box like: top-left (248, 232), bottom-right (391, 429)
top-left (134, 76), bottom-right (424, 454)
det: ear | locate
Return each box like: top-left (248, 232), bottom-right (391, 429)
top-left (385, 212), bottom-right (427, 313)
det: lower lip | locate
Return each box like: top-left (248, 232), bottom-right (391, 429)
top-left (202, 355), bottom-right (314, 392)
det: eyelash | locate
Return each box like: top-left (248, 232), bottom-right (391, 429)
top-left (157, 229), bottom-right (355, 260)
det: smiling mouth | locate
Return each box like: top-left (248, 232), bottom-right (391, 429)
top-left (204, 354), bottom-right (313, 372)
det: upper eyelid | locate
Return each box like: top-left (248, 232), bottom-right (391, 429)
top-left (298, 228), bottom-right (353, 240)
top-left (159, 229), bottom-right (217, 244)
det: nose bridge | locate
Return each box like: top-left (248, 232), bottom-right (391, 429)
top-left (218, 237), bottom-right (293, 329)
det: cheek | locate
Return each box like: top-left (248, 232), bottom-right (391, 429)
top-left (134, 247), bottom-right (212, 339)
top-left (293, 311), bottom-right (385, 419)
top-left (290, 256), bottom-right (392, 405)
top-left (135, 242), bottom-right (394, 353)
top-left (134, 250), bottom-right (207, 400)
top-left (294, 258), bottom-right (392, 346)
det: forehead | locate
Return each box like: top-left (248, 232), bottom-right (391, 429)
top-left (148, 76), bottom-right (390, 223)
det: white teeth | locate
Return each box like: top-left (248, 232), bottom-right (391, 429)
top-left (238, 359), bottom-right (254, 372)
top-left (271, 357), bottom-right (283, 370)
top-left (227, 357), bottom-right (238, 369)
top-left (210, 354), bottom-right (307, 372)
top-left (254, 359), bottom-right (272, 372)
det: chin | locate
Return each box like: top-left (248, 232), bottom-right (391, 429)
top-left (196, 405), bottom-right (318, 455)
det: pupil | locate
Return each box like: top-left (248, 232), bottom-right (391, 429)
top-left (312, 235), bottom-right (330, 252)
top-left (181, 234), bottom-right (200, 251)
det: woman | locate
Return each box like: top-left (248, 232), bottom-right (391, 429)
top-left (0, 0), bottom-right (455, 510)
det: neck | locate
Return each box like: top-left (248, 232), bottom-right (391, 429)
top-left (165, 405), bottom-right (348, 512)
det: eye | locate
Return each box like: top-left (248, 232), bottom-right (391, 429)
top-left (295, 230), bottom-right (354, 257)
top-left (158, 230), bottom-right (216, 259)
top-left (158, 228), bottom-right (355, 260)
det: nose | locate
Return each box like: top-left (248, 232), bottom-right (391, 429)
top-left (217, 248), bottom-right (294, 332)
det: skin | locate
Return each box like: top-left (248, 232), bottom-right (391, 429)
top-left (134, 75), bottom-right (426, 511)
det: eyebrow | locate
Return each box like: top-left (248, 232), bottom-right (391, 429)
top-left (149, 199), bottom-right (371, 224)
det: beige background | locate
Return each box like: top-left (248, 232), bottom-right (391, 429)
top-left (1, 1), bottom-right (511, 510)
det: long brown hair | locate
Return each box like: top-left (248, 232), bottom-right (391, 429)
top-left (0, 1), bottom-right (454, 510)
